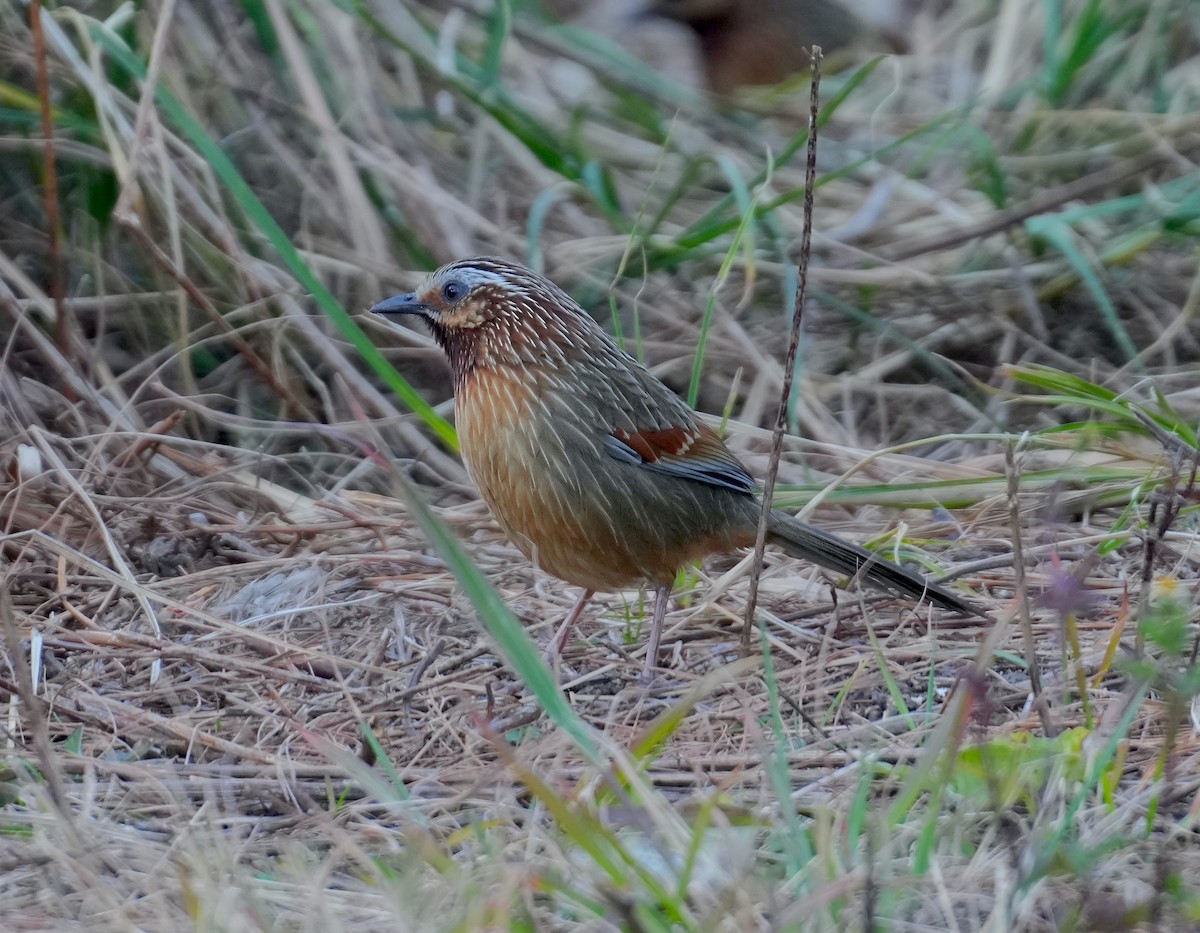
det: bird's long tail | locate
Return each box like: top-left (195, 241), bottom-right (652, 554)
top-left (765, 509), bottom-right (978, 616)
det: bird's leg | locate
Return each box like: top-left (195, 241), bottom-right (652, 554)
top-left (642, 584), bottom-right (672, 676)
top-left (547, 588), bottom-right (594, 658)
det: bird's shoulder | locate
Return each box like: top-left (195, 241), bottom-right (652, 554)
top-left (559, 346), bottom-right (757, 495)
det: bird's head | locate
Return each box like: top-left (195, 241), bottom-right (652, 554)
top-left (370, 257), bottom-right (599, 382)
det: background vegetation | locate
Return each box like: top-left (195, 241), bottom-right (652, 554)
top-left (2, 0), bottom-right (1200, 929)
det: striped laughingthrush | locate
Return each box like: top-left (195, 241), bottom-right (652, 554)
top-left (371, 258), bottom-right (974, 674)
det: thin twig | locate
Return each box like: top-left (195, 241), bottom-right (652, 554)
top-left (402, 637), bottom-right (446, 722)
top-left (1006, 438), bottom-right (1054, 736)
top-left (742, 48), bottom-right (822, 651)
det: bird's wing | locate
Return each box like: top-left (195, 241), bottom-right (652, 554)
top-left (580, 350), bottom-right (757, 495)
top-left (603, 421), bottom-right (757, 494)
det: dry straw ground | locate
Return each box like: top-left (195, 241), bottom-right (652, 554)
top-left (2, 0), bottom-right (1200, 930)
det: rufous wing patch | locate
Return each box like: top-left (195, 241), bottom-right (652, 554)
top-left (607, 422), bottom-right (756, 494)
top-left (610, 424), bottom-right (700, 462)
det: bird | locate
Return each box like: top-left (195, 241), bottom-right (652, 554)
top-left (646, 0), bottom-right (900, 94)
top-left (371, 258), bottom-right (975, 674)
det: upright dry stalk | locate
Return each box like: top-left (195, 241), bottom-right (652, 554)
top-left (742, 49), bottom-right (822, 650)
top-left (1006, 439), bottom-right (1055, 736)
top-left (31, 0), bottom-right (70, 392)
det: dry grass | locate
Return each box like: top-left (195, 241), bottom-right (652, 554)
top-left (3, 0), bottom-right (1200, 929)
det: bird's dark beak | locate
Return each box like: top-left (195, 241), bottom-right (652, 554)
top-left (369, 292), bottom-right (431, 318)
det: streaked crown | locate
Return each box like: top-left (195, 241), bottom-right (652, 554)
top-left (372, 258), bottom-right (604, 382)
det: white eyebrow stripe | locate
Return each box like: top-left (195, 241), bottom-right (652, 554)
top-left (441, 265), bottom-right (520, 294)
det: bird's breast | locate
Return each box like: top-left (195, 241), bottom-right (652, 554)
top-left (455, 368), bottom-right (546, 519)
top-left (453, 365), bottom-right (755, 592)
top-left (454, 367), bottom-right (652, 590)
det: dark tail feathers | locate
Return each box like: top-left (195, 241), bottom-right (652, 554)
top-left (765, 509), bottom-right (978, 616)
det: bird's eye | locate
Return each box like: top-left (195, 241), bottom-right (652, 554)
top-left (442, 281), bottom-right (464, 302)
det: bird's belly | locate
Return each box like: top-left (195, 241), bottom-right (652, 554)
top-left (456, 369), bottom-right (723, 591)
